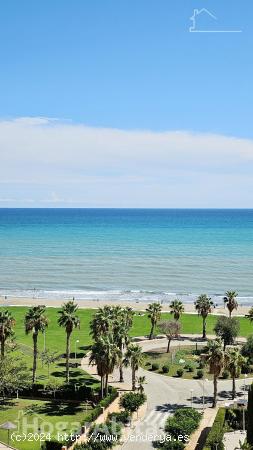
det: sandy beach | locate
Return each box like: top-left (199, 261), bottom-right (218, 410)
top-left (0, 295), bottom-right (251, 316)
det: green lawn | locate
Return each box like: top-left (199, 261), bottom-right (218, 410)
top-left (0, 398), bottom-right (92, 450)
top-left (1, 307), bottom-right (253, 359)
top-left (141, 345), bottom-right (251, 380)
top-left (132, 311), bottom-right (253, 338)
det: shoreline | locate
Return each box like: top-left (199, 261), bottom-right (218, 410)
top-left (0, 295), bottom-right (251, 316)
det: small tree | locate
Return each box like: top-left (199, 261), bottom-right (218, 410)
top-left (0, 356), bottom-right (30, 400)
top-left (120, 392), bottom-right (146, 413)
top-left (214, 316), bottom-right (240, 350)
top-left (146, 302), bottom-right (162, 340)
top-left (137, 376), bottom-right (146, 394)
top-left (41, 350), bottom-right (60, 379)
top-left (158, 320), bottom-right (181, 352)
top-left (44, 378), bottom-right (62, 398)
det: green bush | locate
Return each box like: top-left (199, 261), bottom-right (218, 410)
top-left (205, 408), bottom-right (226, 450)
top-left (165, 408), bottom-right (201, 441)
top-left (196, 369), bottom-right (204, 379)
top-left (152, 363), bottom-right (160, 371)
top-left (184, 363), bottom-right (194, 372)
top-left (108, 410), bottom-right (131, 425)
top-left (156, 439), bottom-right (185, 450)
top-left (174, 408), bottom-right (201, 423)
top-left (177, 368), bottom-right (184, 377)
top-left (222, 371), bottom-right (229, 379)
top-left (86, 420), bottom-right (122, 449)
top-left (120, 392), bottom-right (146, 413)
top-left (162, 365), bottom-right (170, 373)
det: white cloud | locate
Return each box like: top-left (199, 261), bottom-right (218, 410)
top-left (0, 117), bottom-right (253, 207)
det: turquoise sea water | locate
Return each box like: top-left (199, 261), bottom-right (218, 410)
top-left (0, 209), bottom-right (253, 304)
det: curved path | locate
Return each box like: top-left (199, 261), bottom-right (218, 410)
top-left (81, 336), bottom-right (252, 450)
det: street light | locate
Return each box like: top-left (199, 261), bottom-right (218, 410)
top-left (190, 389), bottom-right (194, 408)
top-left (244, 374), bottom-right (248, 400)
top-left (43, 329), bottom-right (46, 352)
top-left (75, 339), bottom-right (80, 365)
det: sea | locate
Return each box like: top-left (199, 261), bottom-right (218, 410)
top-left (0, 208), bottom-right (253, 306)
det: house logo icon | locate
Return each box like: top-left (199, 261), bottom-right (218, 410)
top-left (189, 8), bottom-right (242, 33)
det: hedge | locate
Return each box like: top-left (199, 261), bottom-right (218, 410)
top-left (204, 408), bottom-right (226, 450)
top-left (17, 382), bottom-right (100, 402)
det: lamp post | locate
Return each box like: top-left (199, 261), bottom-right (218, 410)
top-left (244, 374), bottom-right (248, 400)
top-left (75, 339), bottom-right (80, 365)
top-left (43, 329), bottom-right (46, 352)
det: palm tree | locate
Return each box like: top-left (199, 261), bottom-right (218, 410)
top-left (225, 346), bottom-right (246, 399)
top-left (123, 343), bottom-right (143, 391)
top-left (0, 310), bottom-right (15, 358)
top-left (146, 302), bottom-right (162, 340)
top-left (114, 319), bottom-right (130, 382)
top-left (245, 307), bottom-right (253, 323)
top-left (137, 376), bottom-right (146, 394)
top-left (169, 299), bottom-right (184, 321)
top-left (25, 305), bottom-right (48, 383)
top-left (90, 305), bottom-right (118, 340)
top-left (205, 339), bottom-right (225, 407)
top-left (223, 291), bottom-right (238, 317)
top-left (58, 300), bottom-right (80, 383)
top-left (194, 295), bottom-right (214, 339)
top-left (89, 334), bottom-right (121, 397)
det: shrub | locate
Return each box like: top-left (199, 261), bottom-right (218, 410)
top-left (162, 365), bottom-right (170, 373)
top-left (198, 360), bottom-right (205, 369)
top-left (165, 417), bottom-right (198, 441)
top-left (156, 439), bottom-right (185, 450)
top-left (152, 363), bottom-right (160, 371)
top-left (242, 335), bottom-right (253, 364)
top-left (108, 410), bottom-right (131, 425)
top-left (196, 369), bottom-right (204, 379)
top-left (120, 392), bottom-right (146, 413)
top-left (174, 408), bottom-right (201, 424)
top-left (86, 420), bottom-right (122, 449)
top-left (177, 368), bottom-right (184, 377)
top-left (222, 370), bottom-right (229, 379)
top-left (241, 363), bottom-right (251, 374)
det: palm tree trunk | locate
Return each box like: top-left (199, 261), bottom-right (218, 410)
top-left (202, 317), bottom-right (207, 339)
top-left (119, 363), bottom-right (124, 382)
top-left (100, 375), bottom-right (104, 398)
top-left (0, 337), bottom-right (4, 358)
top-left (232, 376), bottom-right (236, 399)
top-left (32, 332), bottom-right (38, 384)
top-left (66, 331), bottom-right (71, 383)
top-left (132, 367), bottom-right (136, 391)
top-left (213, 376), bottom-right (218, 408)
top-left (105, 373), bottom-right (109, 396)
top-left (167, 338), bottom-right (171, 353)
top-left (149, 322), bottom-right (155, 340)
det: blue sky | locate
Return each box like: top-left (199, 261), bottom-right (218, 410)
top-left (0, 0), bottom-right (253, 207)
